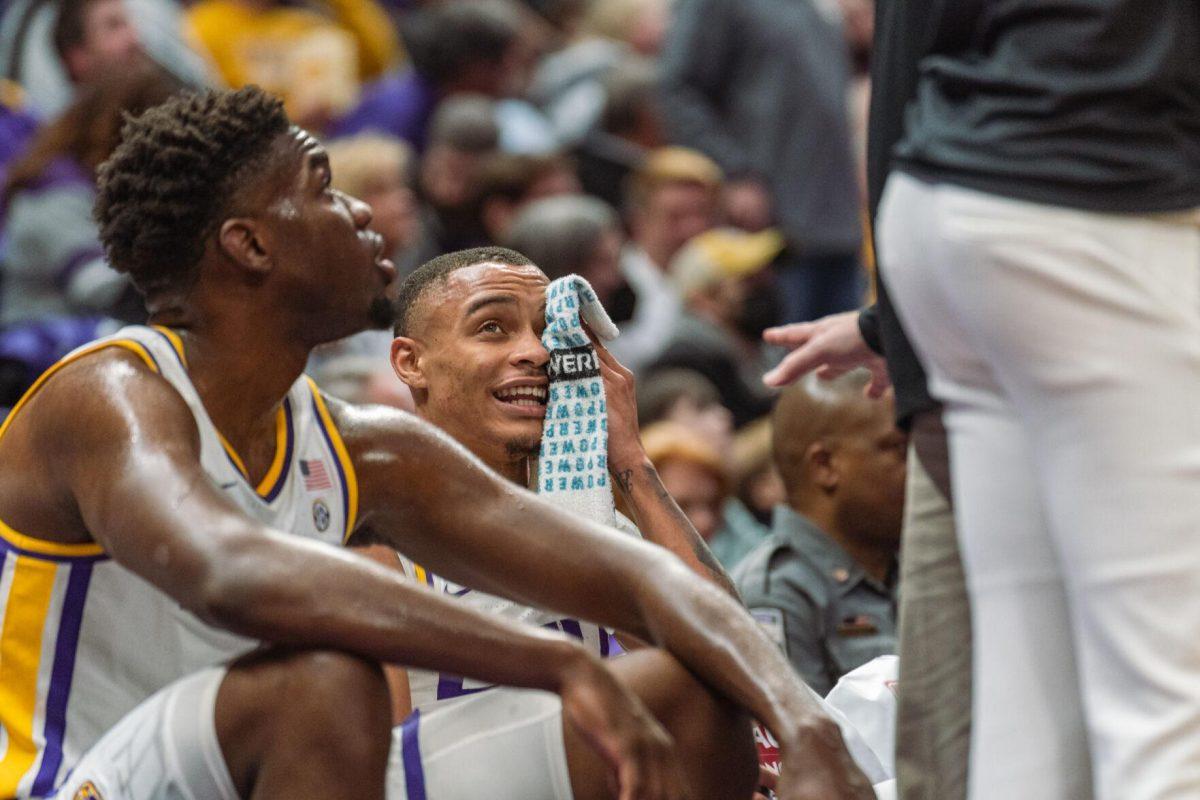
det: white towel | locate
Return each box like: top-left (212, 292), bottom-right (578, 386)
top-left (537, 275), bottom-right (619, 526)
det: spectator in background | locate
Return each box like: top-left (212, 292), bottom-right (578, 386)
top-left (53, 0), bottom-right (144, 87)
top-left (659, 0), bottom-right (865, 324)
top-left (506, 193), bottom-right (676, 372)
top-left (186, 0), bottom-right (398, 132)
top-left (474, 150), bottom-right (579, 242)
top-left (619, 146), bottom-right (720, 367)
top-left (635, 367), bottom-right (732, 453)
top-left (650, 226), bottom-right (782, 427)
top-left (325, 133), bottom-right (419, 266)
top-left (504, 194), bottom-right (623, 303)
top-left (530, 0), bottom-right (667, 146)
top-left (641, 420), bottom-right (729, 543)
top-left (711, 416), bottom-right (784, 570)
top-left (0, 0), bottom-right (205, 118)
top-left (331, 0), bottom-right (534, 151)
top-left (404, 94), bottom-right (500, 270)
top-left (734, 370), bottom-right (904, 696)
top-left (574, 56), bottom-right (664, 209)
top-left (306, 352), bottom-right (414, 410)
top-left (1, 63), bottom-right (178, 328)
top-left (306, 130), bottom-right (422, 407)
top-left (0, 80), bottom-right (41, 205)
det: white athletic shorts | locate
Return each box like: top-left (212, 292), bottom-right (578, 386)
top-left (50, 667), bottom-right (238, 800)
top-left (54, 673), bottom-right (572, 800)
top-left (388, 688), bottom-right (573, 800)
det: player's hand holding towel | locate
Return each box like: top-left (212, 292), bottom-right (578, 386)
top-left (537, 275), bottom-right (619, 527)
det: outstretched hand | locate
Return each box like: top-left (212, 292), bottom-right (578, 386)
top-left (762, 311), bottom-right (890, 397)
top-left (558, 657), bottom-right (689, 800)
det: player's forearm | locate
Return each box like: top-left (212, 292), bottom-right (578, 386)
top-left (631, 558), bottom-right (841, 753)
top-left (201, 528), bottom-right (596, 694)
top-left (612, 456), bottom-right (738, 598)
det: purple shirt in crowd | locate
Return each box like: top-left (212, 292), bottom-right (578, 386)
top-left (327, 70), bottom-right (438, 151)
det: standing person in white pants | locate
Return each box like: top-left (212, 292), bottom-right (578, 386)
top-left (874, 2), bottom-right (1200, 798)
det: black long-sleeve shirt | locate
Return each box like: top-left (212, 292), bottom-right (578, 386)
top-left (865, 0), bottom-right (1200, 425)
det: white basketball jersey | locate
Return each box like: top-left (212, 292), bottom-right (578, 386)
top-left (0, 325), bottom-right (359, 798)
top-left (395, 513), bottom-right (640, 710)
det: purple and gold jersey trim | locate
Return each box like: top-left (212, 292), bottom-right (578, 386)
top-left (0, 532), bottom-right (98, 795)
top-left (151, 326), bottom-right (296, 503)
top-left (0, 339), bottom-right (153, 794)
top-left (305, 378), bottom-right (359, 542)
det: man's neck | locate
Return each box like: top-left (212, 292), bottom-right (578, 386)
top-left (150, 302), bottom-right (312, 454)
top-left (787, 497), bottom-right (894, 585)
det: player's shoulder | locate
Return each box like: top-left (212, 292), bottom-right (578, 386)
top-left (317, 393), bottom-right (427, 453)
top-left (15, 340), bottom-right (197, 451)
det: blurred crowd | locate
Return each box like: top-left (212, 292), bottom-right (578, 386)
top-left (0, 0), bottom-right (888, 648)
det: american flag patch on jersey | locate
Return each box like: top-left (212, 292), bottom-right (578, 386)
top-left (300, 458), bottom-right (333, 491)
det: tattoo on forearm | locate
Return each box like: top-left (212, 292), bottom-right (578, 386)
top-left (613, 468), bottom-right (634, 494)
top-left (639, 465), bottom-right (739, 597)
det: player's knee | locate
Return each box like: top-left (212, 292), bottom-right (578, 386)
top-left (228, 648), bottom-right (391, 744)
top-left (635, 651), bottom-right (758, 797)
top-left (281, 650), bottom-right (391, 736)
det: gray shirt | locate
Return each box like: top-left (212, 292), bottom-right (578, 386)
top-left (733, 505), bottom-right (897, 696)
top-left (658, 0), bottom-right (862, 254)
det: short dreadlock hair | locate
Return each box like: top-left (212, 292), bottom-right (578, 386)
top-left (95, 86), bottom-right (290, 297)
top-left (394, 247), bottom-right (536, 337)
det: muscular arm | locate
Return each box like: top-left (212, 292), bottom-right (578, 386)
top-left (596, 340), bottom-right (737, 597)
top-left (343, 401), bottom-right (872, 797)
top-left (31, 352), bottom-right (614, 697)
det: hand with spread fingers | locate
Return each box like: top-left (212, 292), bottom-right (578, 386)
top-left (762, 311), bottom-right (890, 396)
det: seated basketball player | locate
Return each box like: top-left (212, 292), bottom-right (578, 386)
top-left (378, 247), bottom-right (734, 711)
top-left (0, 87), bottom-right (871, 800)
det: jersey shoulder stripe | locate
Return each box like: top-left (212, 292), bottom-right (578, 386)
top-left (305, 377), bottom-right (359, 541)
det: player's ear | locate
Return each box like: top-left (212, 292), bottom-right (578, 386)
top-left (217, 217), bottom-right (272, 278)
top-left (390, 336), bottom-right (426, 389)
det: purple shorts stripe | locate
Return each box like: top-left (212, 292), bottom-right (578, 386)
top-left (400, 709), bottom-right (427, 800)
top-left (30, 561), bottom-right (94, 795)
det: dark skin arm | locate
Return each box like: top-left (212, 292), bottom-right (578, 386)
top-left (594, 336), bottom-right (738, 599)
top-left (341, 400), bottom-right (874, 800)
top-left (12, 351), bottom-right (684, 800)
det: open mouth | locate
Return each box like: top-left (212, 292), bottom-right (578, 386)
top-left (493, 385), bottom-right (548, 408)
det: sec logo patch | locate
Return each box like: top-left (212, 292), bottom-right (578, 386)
top-left (312, 499), bottom-right (331, 532)
top-left (73, 781), bottom-right (103, 800)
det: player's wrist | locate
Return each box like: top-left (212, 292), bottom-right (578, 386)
top-left (608, 452), bottom-right (652, 495)
top-left (547, 639), bottom-right (605, 694)
top-left (775, 711), bottom-right (844, 756)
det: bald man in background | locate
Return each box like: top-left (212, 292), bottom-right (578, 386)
top-left (733, 370), bottom-right (906, 695)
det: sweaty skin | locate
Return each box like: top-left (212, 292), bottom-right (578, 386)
top-left (0, 128), bottom-right (873, 800)
top-left (390, 260), bottom-right (736, 596)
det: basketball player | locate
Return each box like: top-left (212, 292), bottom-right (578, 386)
top-left (379, 247), bottom-right (734, 709)
top-left (0, 86), bottom-right (872, 800)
